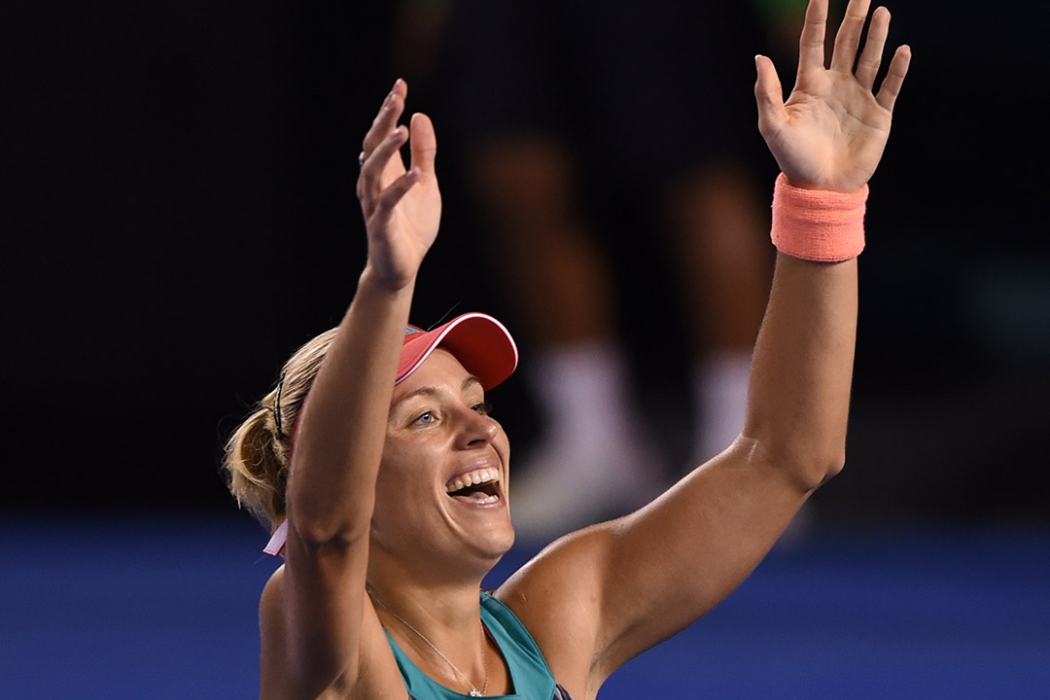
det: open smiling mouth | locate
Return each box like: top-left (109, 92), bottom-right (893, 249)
top-left (445, 467), bottom-right (502, 505)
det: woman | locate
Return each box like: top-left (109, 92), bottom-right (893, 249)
top-left (224, 1), bottom-right (910, 698)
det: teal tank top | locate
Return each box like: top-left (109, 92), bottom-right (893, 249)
top-left (383, 591), bottom-right (574, 700)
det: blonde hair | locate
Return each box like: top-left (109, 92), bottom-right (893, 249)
top-left (223, 328), bottom-right (338, 530)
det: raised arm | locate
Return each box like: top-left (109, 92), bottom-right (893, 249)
top-left (259, 80), bottom-right (439, 699)
top-left (500, 0), bottom-right (911, 693)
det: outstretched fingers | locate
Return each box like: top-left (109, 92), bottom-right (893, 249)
top-left (357, 124), bottom-right (411, 218)
top-left (361, 79), bottom-right (408, 165)
top-left (797, 0), bottom-right (830, 81)
top-left (854, 6), bottom-right (890, 90)
top-left (365, 113), bottom-right (437, 227)
top-left (830, 0), bottom-right (873, 74)
top-left (828, 1), bottom-right (909, 113)
top-left (875, 44), bottom-right (912, 112)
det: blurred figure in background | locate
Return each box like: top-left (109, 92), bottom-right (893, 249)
top-left (394, 0), bottom-right (811, 540)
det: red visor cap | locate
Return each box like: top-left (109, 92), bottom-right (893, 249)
top-left (397, 312), bottom-right (518, 391)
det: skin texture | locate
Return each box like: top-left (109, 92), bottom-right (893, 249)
top-left (256, 1), bottom-right (911, 698)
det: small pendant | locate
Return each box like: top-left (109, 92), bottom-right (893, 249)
top-left (469, 690), bottom-right (482, 697)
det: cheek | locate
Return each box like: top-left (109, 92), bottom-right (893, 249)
top-left (493, 426), bottom-right (511, 463)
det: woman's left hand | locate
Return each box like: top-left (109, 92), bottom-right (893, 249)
top-left (755, 0), bottom-right (911, 192)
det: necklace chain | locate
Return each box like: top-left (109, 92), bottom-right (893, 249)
top-left (367, 587), bottom-right (489, 697)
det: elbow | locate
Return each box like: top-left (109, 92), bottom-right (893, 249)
top-left (818, 448), bottom-right (846, 488)
top-left (784, 448), bottom-right (845, 494)
top-left (799, 446), bottom-right (845, 493)
top-left (285, 493), bottom-right (375, 552)
top-left (283, 455), bottom-right (376, 551)
top-left (289, 515), bottom-right (371, 555)
top-left (747, 435), bottom-right (846, 494)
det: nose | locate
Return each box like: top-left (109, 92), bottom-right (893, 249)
top-left (455, 405), bottom-right (498, 448)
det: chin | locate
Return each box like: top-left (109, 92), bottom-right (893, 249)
top-left (467, 524), bottom-right (515, 565)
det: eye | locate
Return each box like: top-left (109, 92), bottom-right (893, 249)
top-left (413, 411), bottom-right (435, 425)
top-left (472, 401), bottom-right (493, 416)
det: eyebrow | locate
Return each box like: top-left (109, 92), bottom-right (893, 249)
top-left (392, 375), bottom-right (482, 409)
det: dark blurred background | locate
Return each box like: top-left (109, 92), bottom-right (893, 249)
top-left (5, 0), bottom-right (1047, 524)
top-left (4, 2), bottom-right (1050, 698)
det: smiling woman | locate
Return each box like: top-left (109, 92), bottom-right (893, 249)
top-left (226, 314), bottom-right (518, 558)
top-left (222, 1), bottom-right (911, 698)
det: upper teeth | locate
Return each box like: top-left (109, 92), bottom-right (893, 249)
top-left (446, 468), bottom-right (499, 493)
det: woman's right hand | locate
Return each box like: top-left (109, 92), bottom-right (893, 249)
top-left (356, 79), bottom-right (440, 290)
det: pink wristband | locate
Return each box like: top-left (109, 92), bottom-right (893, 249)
top-left (770, 173), bottom-right (869, 262)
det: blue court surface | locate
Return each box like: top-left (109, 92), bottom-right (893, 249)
top-left (5, 515), bottom-right (1048, 699)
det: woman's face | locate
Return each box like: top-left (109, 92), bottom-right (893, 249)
top-left (371, 348), bottom-right (514, 574)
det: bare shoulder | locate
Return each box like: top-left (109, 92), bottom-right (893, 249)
top-left (260, 563), bottom-right (285, 618)
top-left (257, 564), bottom-right (409, 700)
top-left (495, 525), bottom-right (619, 696)
top-left (259, 565), bottom-right (292, 699)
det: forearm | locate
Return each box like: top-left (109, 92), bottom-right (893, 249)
top-left (745, 0), bottom-right (909, 489)
top-left (743, 253), bottom-right (857, 489)
top-left (286, 267), bottom-right (415, 546)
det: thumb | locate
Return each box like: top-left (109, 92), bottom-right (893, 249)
top-left (409, 112), bottom-right (437, 175)
top-left (754, 55), bottom-right (786, 138)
